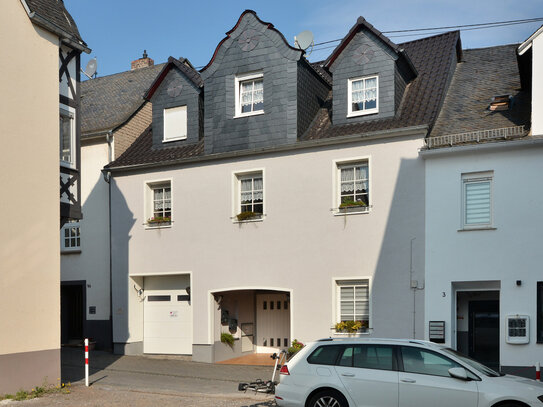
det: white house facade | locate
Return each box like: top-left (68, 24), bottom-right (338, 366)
top-left (104, 11), bottom-right (461, 363)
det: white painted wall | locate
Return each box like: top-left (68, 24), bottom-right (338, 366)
top-left (111, 134), bottom-right (427, 351)
top-left (61, 138), bottom-right (111, 320)
top-left (424, 141), bottom-right (543, 367)
top-left (532, 34), bottom-right (543, 136)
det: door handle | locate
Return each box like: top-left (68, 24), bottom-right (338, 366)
top-left (341, 373), bottom-right (355, 377)
top-left (401, 378), bottom-right (416, 383)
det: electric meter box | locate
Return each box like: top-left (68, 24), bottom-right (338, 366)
top-left (505, 314), bottom-right (529, 344)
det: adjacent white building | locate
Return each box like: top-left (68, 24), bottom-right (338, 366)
top-left (422, 42), bottom-right (539, 375)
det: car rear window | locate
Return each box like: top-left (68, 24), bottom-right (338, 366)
top-left (307, 345), bottom-right (343, 365)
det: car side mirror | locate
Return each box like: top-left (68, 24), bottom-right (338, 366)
top-left (448, 367), bottom-right (469, 380)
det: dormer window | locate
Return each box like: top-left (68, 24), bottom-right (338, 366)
top-left (163, 106), bottom-right (187, 142)
top-left (348, 76), bottom-right (378, 117)
top-left (235, 72), bottom-right (264, 117)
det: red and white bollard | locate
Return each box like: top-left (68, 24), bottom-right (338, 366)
top-left (84, 338), bottom-right (89, 387)
top-left (536, 362), bottom-right (540, 382)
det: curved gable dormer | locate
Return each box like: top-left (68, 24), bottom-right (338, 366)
top-left (146, 57), bottom-right (203, 149)
top-left (325, 17), bottom-right (417, 126)
top-left (200, 10), bottom-right (304, 154)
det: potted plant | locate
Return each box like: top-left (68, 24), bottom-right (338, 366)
top-left (334, 320), bottom-right (368, 334)
top-left (287, 339), bottom-right (304, 358)
top-left (147, 216), bottom-right (171, 226)
top-left (221, 332), bottom-right (235, 347)
top-left (339, 200), bottom-right (367, 213)
top-left (236, 211), bottom-right (261, 222)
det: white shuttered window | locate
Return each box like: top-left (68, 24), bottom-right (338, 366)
top-left (337, 280), bottom-right (369, 323)
top-left (163, 106), bottom-right (187, 142)
top-left (462, 172), bottom-right (493, 228)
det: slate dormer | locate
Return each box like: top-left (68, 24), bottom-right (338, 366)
top-left (324, 17), bottom-right (417, 126)
top-left (200, 10), bottom-right (330, 155)
top-left (145, 57), bottom-right (203, 149)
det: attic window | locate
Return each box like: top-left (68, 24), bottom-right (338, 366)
top-left (235, 72), bottom-right (264, 117)
top-left (348, 76), bottom-right (378, 117)
top-left (489, 95), bottom-right (512, 111)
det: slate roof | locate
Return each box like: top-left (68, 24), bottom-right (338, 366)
top-left (144, 57), bottom-right (203, 101)
top-left (81, 63), bottom-right (165, 135)
top-left (24, 0), bottom-right (86, 46)
top-left (302, 31), bottom-right (460, 141)
top-left (429, 44), bottom-right (531, 138)
top-left (107, 30), bottom-right (461, 170)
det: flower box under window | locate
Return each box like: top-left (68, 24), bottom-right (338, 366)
top-left (334, 320), bottom-right (369, 334)
top-left (147, 216), bottom-right (172, 226)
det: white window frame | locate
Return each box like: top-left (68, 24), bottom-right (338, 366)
top-left (332, 277), bottom-right (372, 334)
top-left (163, 105), bottom-right (187, 142)
top-left (60, 108), bottom-right (75, 167)
top-left (61, 221), bottom-right (81, 253)
top-left (234, 72), bottom-right (264, 118)
top-left (333, 157), bottom-right (371, 215)
top-left (232, 169), bottom-right (265, 222)
top-left (347, 75), bottom-right (379, 117)
top-left (461, 171), bottom-right (493, 230)
top-left (144, 179), bottom-right (173, 229)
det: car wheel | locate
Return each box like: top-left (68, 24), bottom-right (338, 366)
top-left (308, 390), bottom-right (348, 407)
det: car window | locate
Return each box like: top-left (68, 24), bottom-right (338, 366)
top-left (401, 346), bottom-right (462, 377)
top-left (338, 346), bottom-right (353, 366)
top-left (307, 345), bottom-right (343, 365)
top-left (354, 345), bottom-right (394, 370)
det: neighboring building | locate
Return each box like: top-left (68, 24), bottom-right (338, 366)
top-left (104, 11), bottom-right (461, 362)
top-left (61, 53), bottom-right (164, 349)
top-left (422, 43), bottom-right (538, 375)
top-left (0, 0), bottom-right (88, 394)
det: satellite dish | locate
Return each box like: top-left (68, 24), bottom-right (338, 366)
top-left (294, 30), bottom-right (314, 56)
top-left (81, 57), bottom-right (97, 79)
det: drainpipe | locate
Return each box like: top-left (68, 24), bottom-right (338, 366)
top-left (101, 130), bottom-right (113, 350)
top-left (410, 237), bottom-right (416, 339)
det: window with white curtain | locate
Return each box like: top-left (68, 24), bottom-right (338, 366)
top-left (462, 172), bottom-right (493, 229)
top-left (235, 73), bottom-right (264, 117)
top-left (348, 76), bottom-right (378, 116)
top-left (336, 279), bottom-right (370, 325)
top-left (145, 180), bottom-right (172, 226)
top-left (337, 160), bottom-right (369, 213)
top-left (233, 171), bottom-right (264, 221)
top-left (61, 221), bottom-right (80, 252)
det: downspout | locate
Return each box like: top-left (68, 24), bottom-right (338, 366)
top-left (102, 130), bottom-right (113, 350)
top-left (410, 237), bottom-right (416, 339)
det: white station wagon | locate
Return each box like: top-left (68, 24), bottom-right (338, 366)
top-left (275, 338), bottom-right (543, 407)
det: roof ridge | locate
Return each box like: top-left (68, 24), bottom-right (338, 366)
top-left (81, 62), bottom-right (166, 84)
top-left (399, 30), bottom-right (459, 46)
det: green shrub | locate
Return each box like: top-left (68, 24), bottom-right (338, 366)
top-left (221, 332), bottom-right (235, 346)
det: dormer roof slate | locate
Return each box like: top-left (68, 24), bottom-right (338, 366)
top-left (144, 57), bottom-right (203, 101)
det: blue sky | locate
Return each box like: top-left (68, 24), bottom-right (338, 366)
top-left (66, 0), bottom-right (543, 78)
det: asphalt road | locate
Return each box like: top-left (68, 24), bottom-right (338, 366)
top-left (2, 348), bottom-right (277, 406)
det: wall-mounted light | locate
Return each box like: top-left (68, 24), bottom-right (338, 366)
top-left (133, 284), bottom-right (143, 296)
top-left (516, 280), bottom-right (522, 286)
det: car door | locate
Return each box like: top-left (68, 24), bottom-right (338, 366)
top-left (334, 344), bottom-right (399, 407)
top-left (398, 346), bottom-right (478, 407)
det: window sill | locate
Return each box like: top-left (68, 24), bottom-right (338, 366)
top-left (234, 110), bottom-right (264, 119)
top-left (162, 137), bottom-right (187, 143)
top-left (457, 227), bottom-right (497, 232)
top-left (232, 215), bottom-right (265, 224)
top-left (145, 222), bottom-right (172, 229)
top-left (60, 161), bottom-right (76, 169)
top-left (347, 109), bottom-right (378, 118)
top-left (333, 206), bottom-right (371, 216)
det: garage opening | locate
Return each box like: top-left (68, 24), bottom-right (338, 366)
top-left (143, 274), bottom-right (192, 355)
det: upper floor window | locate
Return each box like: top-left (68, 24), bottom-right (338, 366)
top-left (348, 76), bottom-right (378, 117)
top-left (145, 180), bottom-right (172, 227)
top-left (462, 171), bottom-right (493, 229)
top-left (234, 171), bottom-right (264, 221)
top-left (60, 109), bottom-right (75, 166)
top-left (163, 106), bottom-right (187, 142)
top-left (336, 160), bottom-right (370, 214)
top-left (61, 221), bottom-right (80, 252)
top-left (235, 73), bottom-right (264, 117)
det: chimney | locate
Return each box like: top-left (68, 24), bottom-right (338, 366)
top-left (131, 50), bottom-right (154, 70)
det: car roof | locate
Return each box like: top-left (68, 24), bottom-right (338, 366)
top-left (312, 337), bottom-right (447, 349)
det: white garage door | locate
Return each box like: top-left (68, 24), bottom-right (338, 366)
top-left (144, 275), bottom-right (192, 354)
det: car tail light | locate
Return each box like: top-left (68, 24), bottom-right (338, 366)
top-left (279, 364), bottom-right (290, 375)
